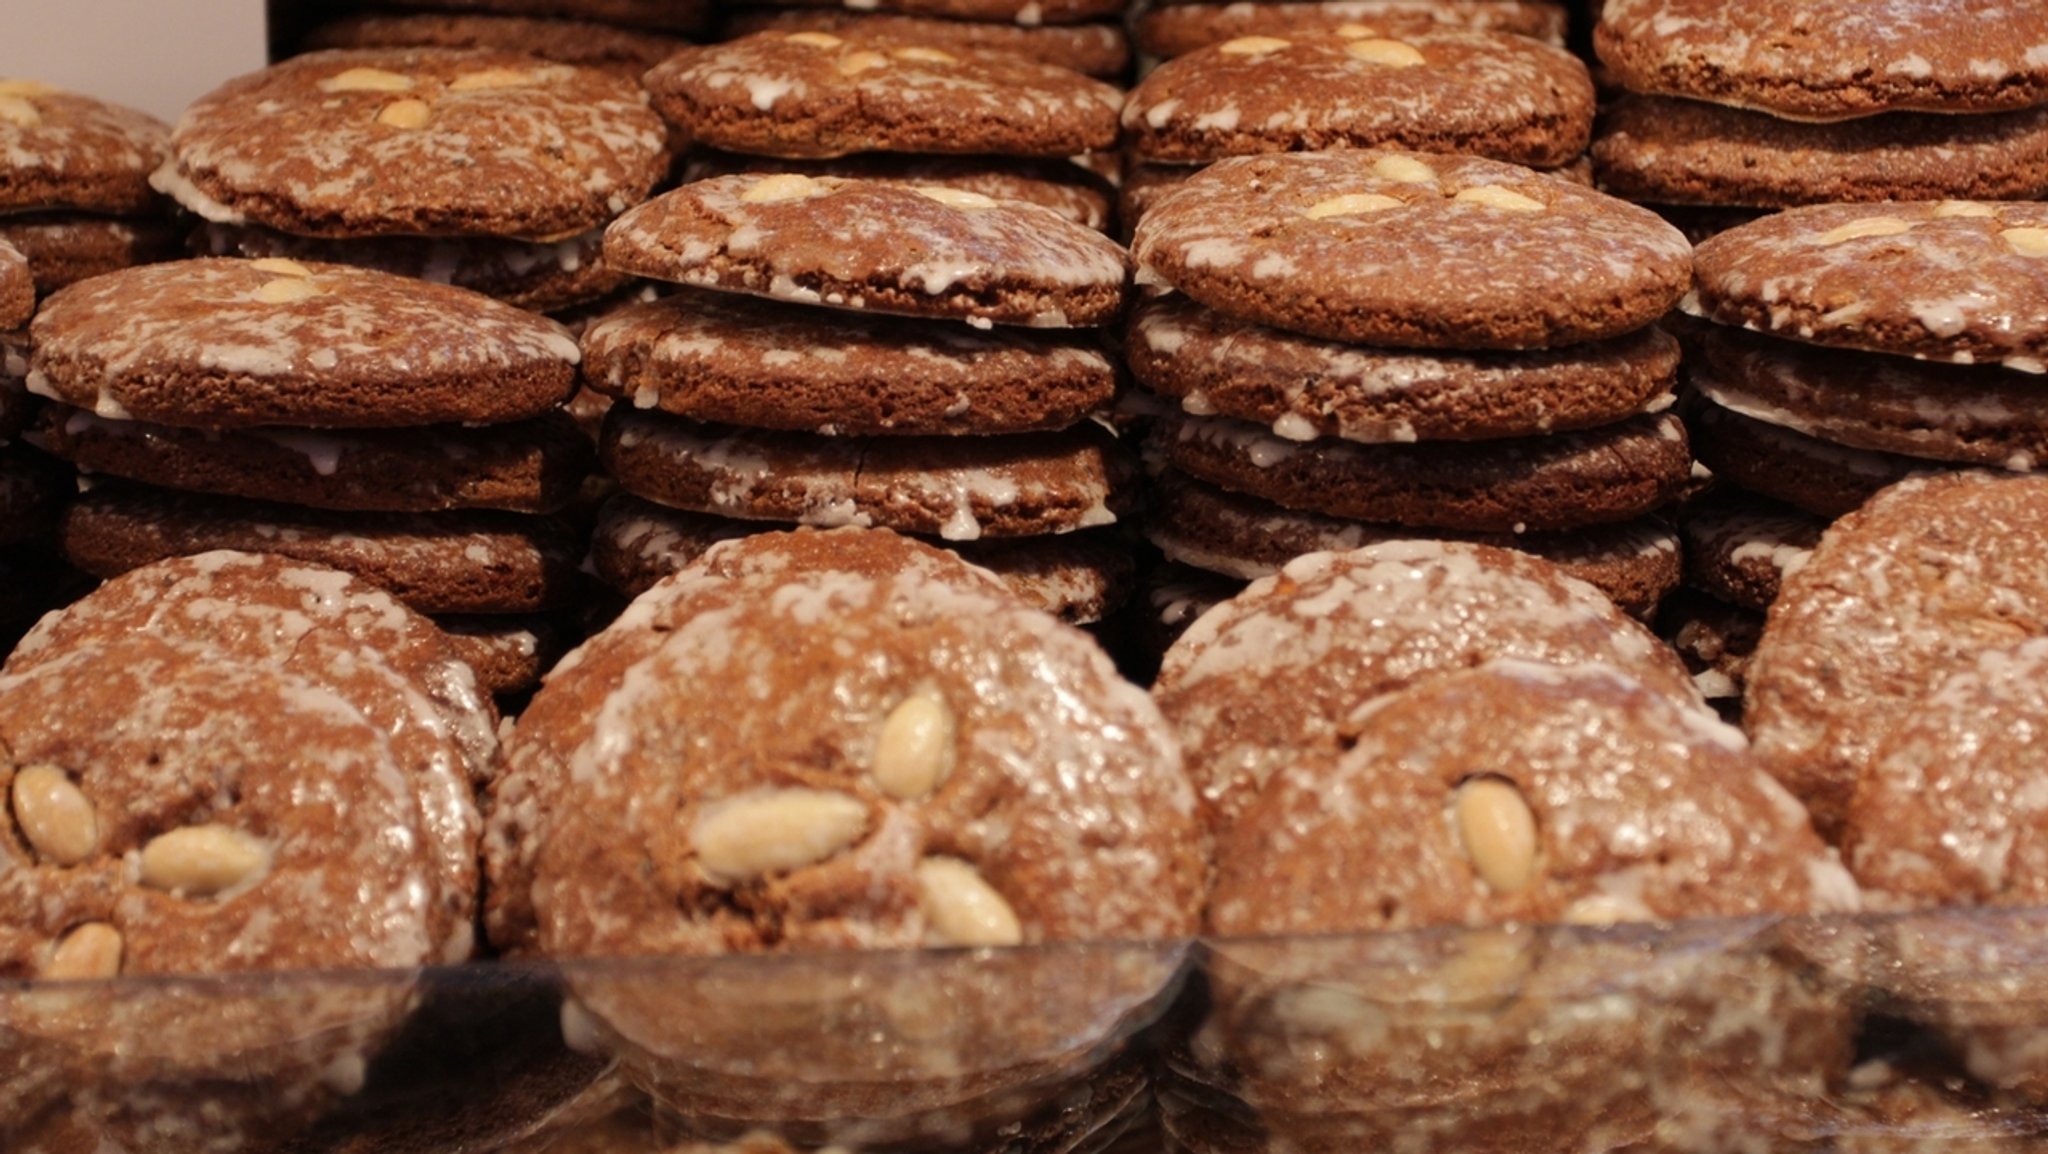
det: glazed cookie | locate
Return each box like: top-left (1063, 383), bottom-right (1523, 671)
top-left (435, 613), bottom-right (578, 698)
top-left (1128, 296), bottom-right (1678, 443)
top-left (29, 408), bottom-right (592, 513)
top-left (1688, 201), bottom-right (2048, 373)
top-left (1693, 325), bottom-right (2048, 471)
top-left (1746, 471), bottom-right (2048, 834)
top-left (1134, 0), bottom-right (1567, 58)
top-left (298, 12), bottom-right (689, 75)
top-left (1594, 97), bottom-right (2048, 209)
top-left (155, 48), bottom-right (668, 240)
top-left (1132, 151), bottom-right (1691, 348)
top-left (0, 214), bottom-right (179, 296)
top-left (681, 150), bottom-right (1115, 231)
top-left (717, 11), bottom-right (1130, 78)
top-left (1153, 540), bottom-right (1705, 834)
top-left (1146, 470), bottom-right (1679, 616)
top-left (1122, 29), bottom-right (1593, 169)
top-left (583, 292), bottom-right (1116, 436)
top-left (601, 409), bottom-right (1135, 540)
top-left (1676, 490), bottom-right (1822, 613)
top-left (605, 175), bottom-right (1128, 329)
top-left (1686, 399), bottom-right (1934, 520)
top-left (60, 482), bottom-right (589, 614)
top-left (643, 32), bottom-right (1121, 160)
top-left (0, 80), bottom-right (168, 215)
top-left (193, 223), bottom-right (625, 314)
top-left (720, 0), bottom-right (1126, 28)
top-left (0, 241), bottom-right (31, 329)
top-left (1156, 409), bottom-right (1692, 532)
top-left (1594, 0), bottom-right (2048, 120)
top-left (27, 258), bottom-right (580, 428)
top-left (374, 0), bottom-right (713, 33)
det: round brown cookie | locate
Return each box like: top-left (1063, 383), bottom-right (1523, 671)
top-left (27, 258), bottom-right (580, 428)
top-left (8, 551), bottom-right (494, 962)
top-left (643, 32), bottom-right (1121, 161)
top-left (30, 407), bottom-right (593, 515)
top-left (1746, 470), bottom-right (2048, 836)
top-left (1593, 0), bottom-right (2048, 121)
top-left (1156, 408), bottom-right (1692, 532)
top-left (721, 0), bottom-right (1125, 28)
top-left (1677, 489), bottom-right (1822, 612)
top-left (193, 223), bottom-right (626, 314)
top-left (1688, 202), bottom-right (2048, 374)
top-left (1118, 161), bottom-right (1198, 235)
top-left (1153, 539), bottom-right (1705, 835)
top-left (1687, 397), bottom-right (1938, 520)
top-left (376, 0), bottom-right (714, 34)
top-left (1132, 150), bottom-right (1692, 349)
top-left (1122, 28), bottom-right (1593, 168)
top-left (718, 10), bottom-right (1129, 78)
top-left (1594, 97), bottom-right (2048, 209)
top-left (681, 150), bottom-right (1115, 232)
top-left (1129, 296), bottom-right (1677, 443)
top-left (298, 12), bottom-right (690, 75)
top-left (1694, 325), bottom-right (2048, 472)
top-left (156, 48), bottom-right (668, 241)
top-left (602, 408), bottom-right (1137, 540)
top-left (0, 213), bottom-right (179, 296)
top-left (0, 241), bottom-right (31, 330)
top-left (0, 80), bottom-right (167, 216)
top-left (1146, 470), bottom-right (1679, 616)
top-left (583, 292), bottom-right (1116, 436)
top-left (1134, 0), bottom-right (1567, 58)
top-left (433, 613), bottom-right (578, 698)
top-left (1194, 661), bottom-right (1855, 1148)
top-left (60, 482), bottom-right (588, 614)
top-left (1655, 585), bottom-right (1764, 704)
top-left (605, 174), bottom-right (1129, 329)
top-left (0, 444), bottom-right (67, 545)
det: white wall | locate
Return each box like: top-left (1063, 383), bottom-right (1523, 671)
top-left (2, 2), bottom-right (269, 124)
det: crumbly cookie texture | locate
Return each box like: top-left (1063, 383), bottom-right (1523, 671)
top-left (1134, 0), bottom-right (1568, 58)
top-left (0, 79), bottom-right (169, 214)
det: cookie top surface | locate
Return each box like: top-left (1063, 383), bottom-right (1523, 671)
top-left (513, 527), bottom-right (1202, 956)
top-left (300, 12), bottom-right (690, 74)
top-left (682, 150), bottom-right (1115, 231)
top-left (27, 257), bottom-right (580, 428)
top-left (1845, 638), bottom-right (2048, 911)
top-left (1122, 28), bottom-right (1593, 168)
top-left (1746, 471), bottom-right (2048, 835)
top-left (722, 0), bottom-right (1126, 28)
top-left (0, 79), bottom-right (168, 215)
top-left (1134, 0), bottom-right (1568, 58)
top-left (1688, 201), bottom-right (2048, 373)
top-left (0, 241), bottom-right (30, 330)
top-left (157, 48), bottom-right (668, 240)
top-left (604, 174), bottom-right (1129, 329)
top-left (1209, 659), bottom-right (1854, 936)
top-left (643, 31), bottom-right (1122, 160)
top-left (1132, 151), bottom-right (1692, 349)
top-left (1592, 97), bottom-right (2048, 210)
top-left (1153, 540), bottom-right (1704, 834)
top-left (582, 291), bottom-right (1117, 435)
top-left (1594, 0), bottom-right (2048, 121)
top-left (1129, 295), bottom-right (1678, 443)
top-left (377, 0), bottom-right (714, 33)
top-left (718, 10), bottom-right (1132, 78)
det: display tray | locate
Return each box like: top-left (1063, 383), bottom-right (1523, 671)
top-left (6, 908), bottom-right (2048, 1153)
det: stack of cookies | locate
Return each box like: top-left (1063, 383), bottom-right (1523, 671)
top-left (577, 73), bottom-right (1146, 625)
top-left (1131, 0), bottom-right (1567, 65)
top-left (22, 257), bottom-right (594, 698)
top-left (1590, 1), bottom-right (2048, 240)
top-left (1118, 21), bottom-right (1595, 233)
top-left (1127, 148), bottom-right (1696, 654)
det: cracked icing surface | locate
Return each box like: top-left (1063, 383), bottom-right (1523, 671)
top-left (1129, 295), bottom-right (1676, 443)
top-left (156, 48), bottom-right (667, 240)
top-left (0, 80), bottom-right (168, 214)
top-left (1595, 0), bottom-right (2048, 120)
top-left (1689, 202), bottom-right (2048, 373)
top-left (1135, 0), bottom-right (1567, 58)
top-left (643, 31), bottom-right (1122, 160)
top-left (582, 291), bottom-right (1116, 436)
top-left (601, 407), bottom-right (1134, 541)
top-left (1153, 539), bottom-right (1705, 835)
top-left (27, 258), bottom-right (579, 429)
top-left (604, 174), bottom-right (1129, 328)
top-left (717, 10), bottom-right (1131, 78)
top-left (1122, 28), bottom-right (1593, 168)
top-left (1746, 471), bottom-right (2048, 837)
top-left (1693, 326), bottom-right (2048, 473)
top-left (1132, 151), bottom-right (1690, 349)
